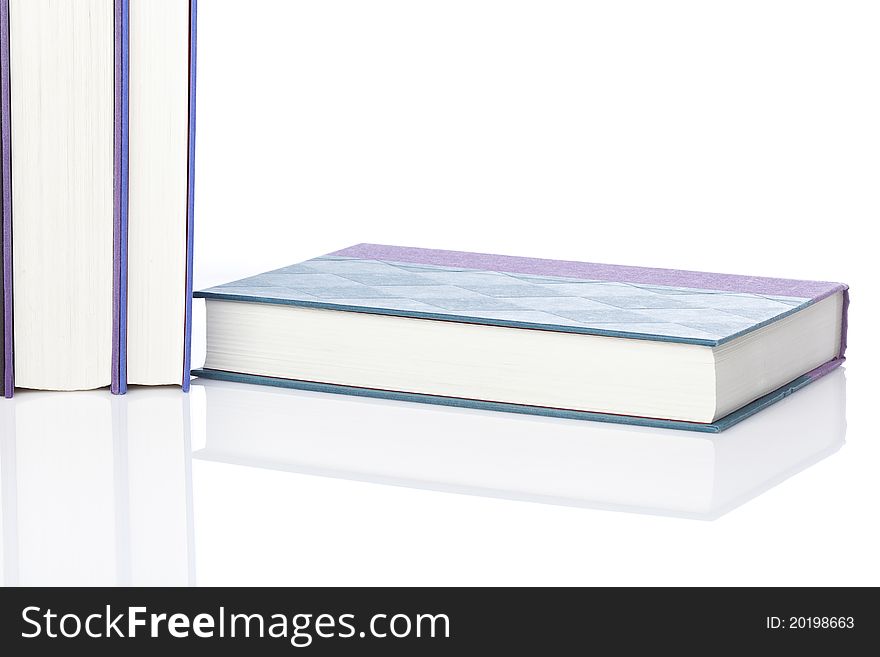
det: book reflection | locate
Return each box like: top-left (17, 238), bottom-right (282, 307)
top-left (0, 368), bottom-right (848, 587)
top-left (193, 368), bottom-right (846, 520)
top-left (1, 389), bottom-right (194, 586)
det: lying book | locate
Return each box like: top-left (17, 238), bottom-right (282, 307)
top-left (194, 244), bottom-right (849, 432)
top-left (192, 366), bottom-right (846, 519)
top-left (0, 0), bottom-right (197, 396)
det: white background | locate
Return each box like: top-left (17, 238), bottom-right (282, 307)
top-left (191, 1), bottom-right (875, 585)
top-left (186, 0), bottom-right (880, 585)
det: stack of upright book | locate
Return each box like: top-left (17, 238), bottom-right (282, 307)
top-left (1, 0), bottom-right (196, 397)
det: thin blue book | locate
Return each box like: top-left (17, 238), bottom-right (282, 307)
top-left (193, 244), bottom-right (849, 432)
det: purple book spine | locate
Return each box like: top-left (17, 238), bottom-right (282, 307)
top-left (111, 0), bottom-right (130, 395)
top-left (181, 0), bottom-right (197, 392)
top-left (1, 0), bottom-right (12, 398)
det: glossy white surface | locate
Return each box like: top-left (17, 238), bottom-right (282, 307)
top-left (0, 367), bottom-right (869, 586)
top-left (1, 389), bottom-right (193, 586)
top-left (193, 371), bottom-right (846, 519)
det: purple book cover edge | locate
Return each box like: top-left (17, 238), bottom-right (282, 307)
top-left (181, 0), bottom-right (197, 392)
top-left (331, 243), bottom-right (850, 361)
top-left (1, 0), bottom-right (12, 398)
top-left (111, 0), bottom-right (129, 395)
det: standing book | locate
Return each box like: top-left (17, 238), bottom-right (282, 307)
top-left (194, 244), bottom-right (849, 432)
top-left (0, 0), bottom-right (197, 397)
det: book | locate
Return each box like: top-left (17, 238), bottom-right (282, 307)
top-left (0, 0), bottom-right (197, 397)
top-left (194, 244), bottom-right (849, 432)
top-left (193, 366), bottom-right (846, 519)
top-left (1, 388), bottom-right (194, 585)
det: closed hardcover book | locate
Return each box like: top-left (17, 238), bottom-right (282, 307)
top-left (0, 0), bottom-right (197, 397)
top-left (194, 244), bottom-right (849, 432)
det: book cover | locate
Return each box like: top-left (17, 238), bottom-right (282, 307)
top-left (195, 243), bottom-right (849, 432)
top-left (1, 0), bottom-right (12, 398)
